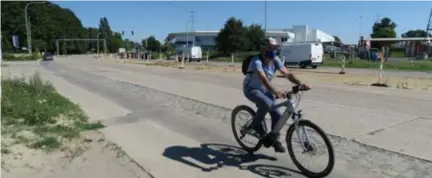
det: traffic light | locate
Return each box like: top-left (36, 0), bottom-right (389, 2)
top-left (131, 31), bottom-right (134, 36)
top-left (122, 31), bottom-right (124, 35)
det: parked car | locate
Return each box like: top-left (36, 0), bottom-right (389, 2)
top-left (42, 52), bottom-right (54, 61)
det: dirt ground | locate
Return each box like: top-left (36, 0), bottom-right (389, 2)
top-left (124, 60), bottom-right (432, 92)
top-left (1, 131), bottom-right (153, 178)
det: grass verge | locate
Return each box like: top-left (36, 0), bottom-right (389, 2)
top-left (2, 53), bottom-right (41, 61)
top-left (1, 72), bottom-right (104, 153)
top-left (322, 58), bottom-right (432, 72)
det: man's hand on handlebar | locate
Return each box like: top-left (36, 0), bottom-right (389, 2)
top-left (275, 90), bottom-right (287, 99)
top-left (275, 84), bottom-right (311, 99)
top-left (300, 84), bottom-right (311, 91)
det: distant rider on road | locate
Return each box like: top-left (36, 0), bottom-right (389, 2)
top-left (243, 37), bottom-right (311, 153)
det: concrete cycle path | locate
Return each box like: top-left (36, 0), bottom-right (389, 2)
top-left (47, 57), bottom-right (432, 177)
top-left (36, 61), bottom-right (377, 177)
top-left (5, 58), bottom-right (431, 178)
top-left (60, 58), bottom-right (432, 162)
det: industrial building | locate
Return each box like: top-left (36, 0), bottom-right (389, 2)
top-left (167, 25), bottom-right (335, 52)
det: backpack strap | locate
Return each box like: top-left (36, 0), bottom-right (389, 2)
top-left (245, 55), bottom-right (260, 75)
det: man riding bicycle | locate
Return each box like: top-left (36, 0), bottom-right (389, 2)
top-left (243, 37), bottom-right (311, 153)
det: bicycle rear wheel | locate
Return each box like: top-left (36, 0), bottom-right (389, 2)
top-left (231, 105), bottom-right (262, 153)
top-left (286, 120), bottom-right (335, 178)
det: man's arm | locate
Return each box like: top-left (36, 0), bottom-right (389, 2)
top-left (275, 57), bottom-right (302, 85)
top-left (282, 69), bottom-right (301, 85)
top-left (252, 59), bottom-right (278, 94)
top-left (257, 70), bottom-right (278, 94)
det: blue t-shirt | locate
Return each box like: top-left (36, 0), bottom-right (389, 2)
top-left (243, 56), bottom-right (283, 93)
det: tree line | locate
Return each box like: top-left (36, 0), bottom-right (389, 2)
top-left (1, 1), bottom-right (168, 54)
top-left (1, 1), bottom-right (121, 54)
top-left (211, 16), bottom-right (431, 54)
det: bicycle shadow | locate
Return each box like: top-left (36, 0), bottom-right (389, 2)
top-left (162, 143), bottom-right (305, 177)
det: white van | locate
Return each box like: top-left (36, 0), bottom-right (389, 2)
top-left (279, 42), bottom-right (324, 69)
top-left (182, 46), bottom-right (202, 62)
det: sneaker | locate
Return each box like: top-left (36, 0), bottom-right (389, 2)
top-left (272, 141), bottom-right (286, 153)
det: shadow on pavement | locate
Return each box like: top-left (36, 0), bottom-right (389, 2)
top-left (162, 143), bottom-right (304, 177)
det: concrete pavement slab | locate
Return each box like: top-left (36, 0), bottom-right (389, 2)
top-left (300, 100), bottom-right (415, 139)
top-left (38, 64), bottom-right (132, 120)
top-left (81, 65), bottom-right (415, 139)
top-left (78, 60), bottom-right (432, 117)
top-left (102, 119), bottom-right (265, 178)
top-left (355, 117), bottom-right (432, 162)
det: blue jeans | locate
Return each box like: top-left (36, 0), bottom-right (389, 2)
top-left (244, 89), bottom-right (282, 134)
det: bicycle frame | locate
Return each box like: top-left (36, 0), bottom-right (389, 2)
top-left (269, 91), bottom-right (312, 152)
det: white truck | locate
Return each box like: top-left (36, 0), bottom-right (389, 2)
top-left (177, 46), bottom-right (202, 62)
top-left (279, 42), bottom-right (324, 69)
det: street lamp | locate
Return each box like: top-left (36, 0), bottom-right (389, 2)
top-left (25, 1), bottom-right (46, 54)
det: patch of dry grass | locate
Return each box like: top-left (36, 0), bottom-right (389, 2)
top-left (1, 73), bottom-right (104, 154)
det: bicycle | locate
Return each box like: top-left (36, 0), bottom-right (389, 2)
top-left (231, 85), bottom-right (335, 178)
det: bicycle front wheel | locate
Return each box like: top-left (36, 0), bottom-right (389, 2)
top-left (286, 120), bottom-right (335, 178)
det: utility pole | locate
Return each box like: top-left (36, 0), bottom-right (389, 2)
top-left (426, 8), bottom-right (432, 54)
top-left (264, 0), bottom-right (267, 30)
top-left (189, 10), bottom-right (196, 46)
top-left (359, 16), bottom-right (363, 38)
top-left (25, 1), bottom-right (45, 54)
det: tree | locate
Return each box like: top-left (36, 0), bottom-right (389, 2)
top-left (402, 29), bottom-right (430, 38)
top-left (215, 17), bottom-right (249, 54)
top-left (142, 36), bottom-right (161, 52)
top-left (333, 36), bottom-right (342, 43)
top-left (109, 32), bottom-right (123, 52)
top-left (246, 24), bottom-right (265, 51)
top-left (161, 42), bottom-right (175, 58)
top-left (98, 17), bottom-right (112, 38)
top-left (1, 1), bottom-right (90, 54)
top-left (370, 17), bottom-right (397, 49)
top-left (1, 1), bottom-right (125, 54)
top-left (98, 17), bottom-right (124, 53)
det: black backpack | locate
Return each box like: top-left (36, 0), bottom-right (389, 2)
top-left (241, 55), bottom-right (258, 75)
top-left (241, 54), bottom-right (279, 75)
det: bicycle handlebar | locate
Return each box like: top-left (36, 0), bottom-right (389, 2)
top-left (291, 85), bottom-right (309, 94)
top-left (274, 85), bottom-right (309, 100)
top-left (277, 85), bottom-right (308, 99)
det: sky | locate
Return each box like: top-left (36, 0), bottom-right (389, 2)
top-left (54, 1), bottom-right (432, 44)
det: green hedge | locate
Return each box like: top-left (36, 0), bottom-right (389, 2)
top-left (2, 53), bottom-right (41, 61)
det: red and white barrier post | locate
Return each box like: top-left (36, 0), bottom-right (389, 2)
top-left (339, 55), bottom-right (346, 74)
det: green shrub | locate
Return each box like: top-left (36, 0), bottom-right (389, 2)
top-left (2, 53), bottom-right (41, 61)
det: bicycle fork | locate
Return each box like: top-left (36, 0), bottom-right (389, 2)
top-left (292, 111), bottom-right (313, 153)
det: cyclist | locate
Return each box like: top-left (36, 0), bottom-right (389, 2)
top-left (243, 37), bottom-right (311, 153)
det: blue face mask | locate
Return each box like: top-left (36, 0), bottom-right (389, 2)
top-left (264, 50), bottom-right (277, 59)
